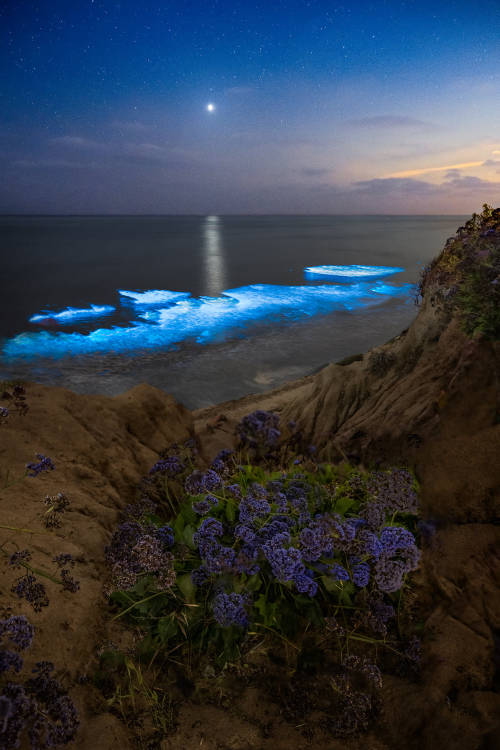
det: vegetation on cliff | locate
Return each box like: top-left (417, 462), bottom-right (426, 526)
top-left (102, 414), bottom-right (422, 742)
top-left (419, 204), bottom-right (500, 339)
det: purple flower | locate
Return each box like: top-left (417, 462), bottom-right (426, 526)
top-left (191, 566), bottom-right (209, 586)
top-left (234, 544), bottom-right (260, 575)
top-left (238, 493), bottom-right (271, 525)
top-left (149, 455), bottom-right (184, 476)
top-left (204, 545), bottom-right (236, 574)
top-left (0, 650), bottom-right (23, 674)
top-left (11, 574), bottom-right (49, 612)
top-left (185, 469), bottom-right (222, 495)
top-left (9, 549), bottom-right (31, 569)
top-left (352, 563), bottom-right (370, 587)
top-left (0, 615), bottom-right (34, 651)
top-left (237, 410), bottom-right (281, 449)
top-left (26, 454), bottom-right (55, 477)
top-left (263, 543), bottom-right (304, 583)
top-left (374, 558), bottom-right (407, 593)
top-left (356, 529), bottom-right (383, 560)
top-left (53, 553), bottom-right (75, 569)
top-left (299, 518), bottom-right (334, 561)
top-left (234, 524), bottom-right (257, 544)
top-left (212, 592), bottom-right (249, 627)
top-left (193, 517), bottom-right (224, 556)
top-left (192, 495), bottom-right (218, 515)
top-left (226, 484), bottom-right (242, 500)
top-left (60, 569), bottom-right (80, 593)
top-left (293, 570), bottom-right (318, 597)
top-left (155, 525), bottom-right (174, 547)
top-left (379, 526), bottom-right (416, 556)
top-left (330, 563), bottom-right (350, 581)
top-left (211, 449), bottom-right (233, 473)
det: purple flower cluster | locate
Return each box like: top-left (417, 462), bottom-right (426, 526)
top-left (212, 592), bottom-right (249, 627)
top-left (373, 526), bottom-right (420, 593)
top-left (361, 469), bottom-right (418, 530)
top-left (0, 616), bottom-right (34, 678)
top-left (299, 518), bottom-right (334, 561)
top-left (52, 554), bottom-right (80, 593)
top-left (11, 575), bottom-right (49, 613)
top-left (236, 410), bottom-right (281, 450)
top-left (193, 517), bottom-right (223, 555)
top-left (0, 616), bottom-right (34, 652)
top-left (192, 495), bottom-right (218, 515)
top-left (25, 454), bottom-right (55, 478)
top-left (149, 455), bottom-right (184, 477)
top-left (238, 491), bottom-right (271, 524)
top-left (43, 493), bottom-right (70, 529)
top-left (330, 563), bottom-right (350, 581)
top-left (185, 469), bottom-right (222, 495)
top-left (210, 449), bottom-right (233, 475)
top-left (0, 618), bottom-right (79, 749)
top-left (106, 520), bottom-right (176, 592)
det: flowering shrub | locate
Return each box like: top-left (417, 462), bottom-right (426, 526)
top-left (108, 418), bottom-right (421, 691)
top-left (0, 615), bottom-right (79, 749)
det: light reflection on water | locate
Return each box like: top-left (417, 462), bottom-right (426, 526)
top-left (203, 215), bottom-right (226, 296)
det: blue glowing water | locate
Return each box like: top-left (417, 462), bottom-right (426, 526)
top-left (0, 215), bottom-right (466, 407)
top-left (304, 264), bottom-right (404, 280)
top-left (29, 304), bottom-right (115, 325)
top-left (4, 275), bottom-right (412, 360)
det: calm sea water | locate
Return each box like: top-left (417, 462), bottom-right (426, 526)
top-left (0, 215), bottom-right (465, 408)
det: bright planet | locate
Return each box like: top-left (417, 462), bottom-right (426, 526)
top-left (206, 102), bottom-right (215, 112)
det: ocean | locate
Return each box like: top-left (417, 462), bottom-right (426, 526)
top-left (0, 214), bottom-right (466, 409)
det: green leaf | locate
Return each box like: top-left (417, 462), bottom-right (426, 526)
top-left (225, 500), bottom-right (236, 523)
top-left (333, 494), bottom-right (354, 516)
top-left (245, 574), bottom-right (262, 593)
top-left (173, 514), bottom-right (185, 537)
top-left (338, 581), bottom-right (355, 606)
top-left (182, 524), bottom-right (195, 548)
top-left (177, 573), bottom-right (196, 603)
top-left (320, 575), bottom-right (340, 593)
top-left (157, 615), bottom-right (178, 644)
top-left (255, 593), bottom-right (278, 626)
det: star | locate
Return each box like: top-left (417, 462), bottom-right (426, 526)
top-left (206, 103), bottom-right (215, 112)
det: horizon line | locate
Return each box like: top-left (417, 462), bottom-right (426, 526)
top-left (0, 212), bottom-right (471, 218)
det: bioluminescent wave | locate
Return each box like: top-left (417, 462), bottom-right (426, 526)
top-left (29, 304), bottom-right (115, 325)
top-left (118, 289), bottom-right (192, 306)
top-left (3, 279), bottom-right (412, 361)
top-left (304, 264), bottom-right (404, 280)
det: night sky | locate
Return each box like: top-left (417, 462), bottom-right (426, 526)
top-left (1, 0), bottom-right (499, 214)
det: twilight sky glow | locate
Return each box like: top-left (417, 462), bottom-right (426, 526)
top-left (1, 0), bottom-right (499, 214)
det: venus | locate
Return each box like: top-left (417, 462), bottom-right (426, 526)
top-left (206, 102), bottom-right (215, 112)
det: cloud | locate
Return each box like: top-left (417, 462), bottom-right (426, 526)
top-left (443, 169), bottom-right (461, 180)
top-left (13, 158), bottom-right (98, 169)
top-left (347, 115), bottom-right (436, 130)
top-left (351, 177), bottom-right (441, 197)
top-left (383, 161), bottom-right (484, 178)
top-left (482, 159), bottom-right (500, 168)
top-left (298, 167), bottom-right (331, 177)
top-left (50, 135), bottom-right (106, 151)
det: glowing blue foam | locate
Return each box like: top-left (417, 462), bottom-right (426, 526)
top-left (119, 289), bottom-right (191, 305)
top-left (4, 281), bottom-right (412, 361)
top-left (304, 264), bottom-right (404, 281)
top-left (29, 304), bottom-right (115, 325)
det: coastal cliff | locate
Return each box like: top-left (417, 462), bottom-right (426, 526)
top-left (1, 207), bottom-right (499, 749)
